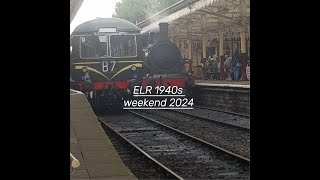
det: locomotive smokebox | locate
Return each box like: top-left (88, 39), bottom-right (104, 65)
top-left (159, 22), bottom-right (169, 42)
top-left (149, 31), bottom-right (155, 44)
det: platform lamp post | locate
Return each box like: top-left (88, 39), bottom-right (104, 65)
top-left (218, 20), bottom-right (225, 80)
top-left (187, 21), bottom-right (193, 74)
top-left (201, 14), bottom-right (207, 63)
top-left (240, 0), bottom-right (248, 81)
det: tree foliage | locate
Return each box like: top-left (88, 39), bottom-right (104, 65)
top-left (113, 0), bottom-right (180, 24)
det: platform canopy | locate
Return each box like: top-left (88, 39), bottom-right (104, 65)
top-left (70, 0), bottom-right (84, 24)
top-left (137, 0), bottom-right (250, 40)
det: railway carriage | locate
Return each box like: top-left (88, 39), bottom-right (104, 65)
top-left (70, 18), bottom-right (144, 109)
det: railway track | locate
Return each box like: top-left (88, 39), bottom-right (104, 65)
top-left (170, 108), bottom-right (249, 131)
top-left (195, 105), bottom-right (250, 118)
top-left (135, 109), bottom-right (250, 159)
top-left (99, 112), bottom-right (249, 179)
top-left (98, 117), bottom-right (183, 180)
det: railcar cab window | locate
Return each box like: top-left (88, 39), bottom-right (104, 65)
top-left (110, 35), bottom-right (137, 57)
top-left (80, 35), bottom-right (108, 59)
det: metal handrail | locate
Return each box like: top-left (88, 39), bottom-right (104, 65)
top-left (70, 153), bottom-right (80, 175)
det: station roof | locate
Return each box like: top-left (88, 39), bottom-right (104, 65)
top-left (70, 0), bottom-right (84, 23)
top-left (137, 0), bottom-right (250, 39)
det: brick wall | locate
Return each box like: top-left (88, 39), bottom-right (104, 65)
top-left (194, 86), bottom-right (250, 115)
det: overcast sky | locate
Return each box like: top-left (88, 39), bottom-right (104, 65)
top-left (70, 0), bottom-right (120, 34)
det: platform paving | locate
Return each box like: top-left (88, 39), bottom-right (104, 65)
top-left (70, 90), bottom-right (136, 180)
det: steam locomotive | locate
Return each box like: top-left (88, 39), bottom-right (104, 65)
top-left (140, 22), bottom-right (194, 94)
top-left (70, 18), bottom-right (194, 110)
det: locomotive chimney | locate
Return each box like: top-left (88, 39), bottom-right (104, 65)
top-left (159, 22), bottom-right (169, 42)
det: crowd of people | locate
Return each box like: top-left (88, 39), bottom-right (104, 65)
top-left (203, 48), bottom-right (246, 81)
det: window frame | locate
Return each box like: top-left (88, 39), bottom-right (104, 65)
top-left (79, 35), bottom-right (109, 59)
top-left (109, 34), bottom-right (137, 58)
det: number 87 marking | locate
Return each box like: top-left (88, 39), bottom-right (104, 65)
top-left (102, 61), bottom-right (116, 72)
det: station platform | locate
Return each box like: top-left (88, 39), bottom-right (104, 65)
top-left (70, 89), bottom-right (136, 180)
top-left (195, 80), bottom-right (250, 88)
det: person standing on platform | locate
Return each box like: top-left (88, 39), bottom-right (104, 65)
top-left (224, 54), bottom-right (232, 80)
top-left (232, 49), bottom-right (241, 81)
top-left (208, 56), bottom-right (215, 79)
top-left (216, 56), bottom-right (221, 80)
top-left (246, 56), bottom-right (250, 81)
top-left (212, 55), bottom-right (219, 80)
top-left (201, 58), bottom-right (208, 80)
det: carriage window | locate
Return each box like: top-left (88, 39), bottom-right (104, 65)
top-left (110, 35), bottom-right (137, 57)
top-left (80, 35), bottom-right (108, 58)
